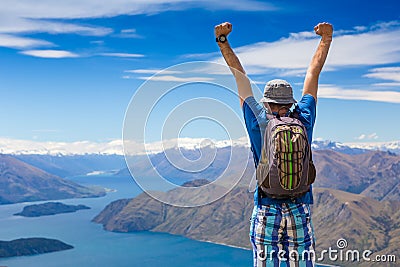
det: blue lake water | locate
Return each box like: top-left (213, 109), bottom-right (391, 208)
top-left (0, 175), bottom-right (328, 267)
top-left (0, 175), bottom-right (253, 267)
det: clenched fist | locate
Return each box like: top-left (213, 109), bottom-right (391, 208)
top-left (215, 22), bottom-right (232, 38)
top-left (314, 22), bottom-right (333, 41)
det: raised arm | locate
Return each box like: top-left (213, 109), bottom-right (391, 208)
top-left (215, 22), bottom-right (253, 107)
top-left (303, 22), bottom-right (333, 101)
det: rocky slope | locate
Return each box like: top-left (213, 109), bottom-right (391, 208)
top-left (313, 150), bottom-right (400, 201)
top-left (120, 148), bottom-right (400, 201)
top-left (15, 154), bottom-right (125, 177)
top-left (0, 154), bottom-right (105, 204)
top-left (94, 185), bottom-right (400, 266)
top-left (93, 184), bottom-right (254, 247)
top-left (95, 149), bottom-right (400, 266)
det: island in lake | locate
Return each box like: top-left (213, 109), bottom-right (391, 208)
top-left (14, 202), bottom-right (90, 217)
top-left (0, 237), bottom-right (73, 258)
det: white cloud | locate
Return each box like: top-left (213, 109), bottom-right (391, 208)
top-left (206, 21), bottom-right (400, 75)
top-left (100, 52), bottom-right (144, 58)
top-left (0, 34), bottom-right (53, 49)
top-left (0, 17), bottom-right (112, 36)
top-left (122, 69), bottom-right (183, 79)
top-left (364, 67), bottom-right (400, 82)
top-left (371, 20), bottom-right (400, 30)
top-left (20, 50), bottom-right (79, 58)
top-left (372, 82), bottom-right (400, 87)
top-left (0, 0), bottom-right (276, 50)
top-left (115, 28), bottom-right (142, 38)
top-left (138, 75), bottom-right (215, 82)
top-left (326, 30), bottom-right (400, 66)
top-left (318, 85), bottom-right (400, 104)
top-left (368, 133), bottom-right (379, 140)
top-left (357, 134), bottom-right (366, 140)
top-left (355, 133), bottom-right (378, 140)
top-left (90, 40), bottom-right (105, 45)
top-left (0, 0), bottom-right (274, 37)
top-left (124, 69), bottom-right (182, 75)
top-left (0, 0), bottom-right (276, 19)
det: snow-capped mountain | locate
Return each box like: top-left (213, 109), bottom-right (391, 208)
top-left (0, 137), bottom-right (249, 156)
top-left (345, 140), bottom-right (400, 154)
top-left (312, 139), bottom-right (400, 154)
top-left (0, 138), bottom-right (124, 155)
top-left (0, 137), bottom-right (398, 156)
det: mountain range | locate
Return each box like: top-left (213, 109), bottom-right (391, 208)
top-left (94, 184), bottom-right (400, 266)
top-left (1, 136), bottom-right (399, 265)
top-left (1, 137), bottom-right (399, 156)
top-left (94, 149), bottom-right (400, 266)
top-left (15, 154), bottom-right (125, 177)
top-left (0, 154), bottom-right (105, 204)
top-left (1, 137), bottom-right (399, 206)
top-left (118, 147), bottom-right (400, 203)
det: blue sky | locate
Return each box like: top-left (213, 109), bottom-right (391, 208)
top-left (0, 0), bottom-right (399, 144)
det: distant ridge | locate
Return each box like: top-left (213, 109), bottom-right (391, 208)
top-left (0, 154), bottom-right (105, 204)
top-left (0, 137), bottom-right (399, 156)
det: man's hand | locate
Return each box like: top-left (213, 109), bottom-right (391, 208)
top-left (215, 22), bottom-right (232, 39)
top-left (314, 22), bottom-right (333, 41)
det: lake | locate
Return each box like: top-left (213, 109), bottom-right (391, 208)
top-left (0, 174), bottom-right (253, 267)
top-left (0, 174), bottom-right (329, 267)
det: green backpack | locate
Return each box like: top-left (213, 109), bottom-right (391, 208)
top-left (256, 113), bottom-right (316, 199)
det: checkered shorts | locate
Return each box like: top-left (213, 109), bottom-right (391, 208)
top-left (249, 203), bottom-right (315, 267)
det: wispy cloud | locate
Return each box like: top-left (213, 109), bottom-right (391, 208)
top-left (137, 75), bottom-right (215, 82)
top-left (0, 17), bottom-right (112, 36)
top-left (0, 0), bottom-right (276, 19)
top-left (20, 50), bottom-right (79, 58)
top-left (124, 69), bottom-right (182, 75)
top-left (0, 34), bottom-right (53, 49)
top-left (122, 69), bottom-right (182, 79)
top-left (355, 133), bottom-right (378, 140)
top-left (364, 67), bottom-right (400, 84)
top-left (318, 84), bottom-right (400, 104)
top-left (371, 82), bottom-right (400, 87)
top-left (114, 28), bottom-right (142, 38)
top-left (0, 0), bottom-right (276, 51)
top-left (100, 52), bottom-right (144, 58)
top-left (204, 21), bottom-right (400, 75)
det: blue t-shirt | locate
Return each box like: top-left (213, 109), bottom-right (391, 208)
top-left (243, 94), bottom-right (316, 205)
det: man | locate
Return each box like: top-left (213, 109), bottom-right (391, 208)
top-left (215, 22), bottom-right (333, 266)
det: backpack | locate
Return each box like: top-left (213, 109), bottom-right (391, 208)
top-left (256, 112), bottom-right (316, 199)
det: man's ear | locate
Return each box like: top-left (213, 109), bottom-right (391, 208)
top-left (263, 102), bottom-right (273, 113)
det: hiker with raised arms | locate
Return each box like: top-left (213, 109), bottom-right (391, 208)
top-left (215, 21), bottom-right (333, 266)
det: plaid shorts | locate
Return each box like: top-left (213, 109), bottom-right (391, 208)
top-left (249, 203), bottom-right (315, 267)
